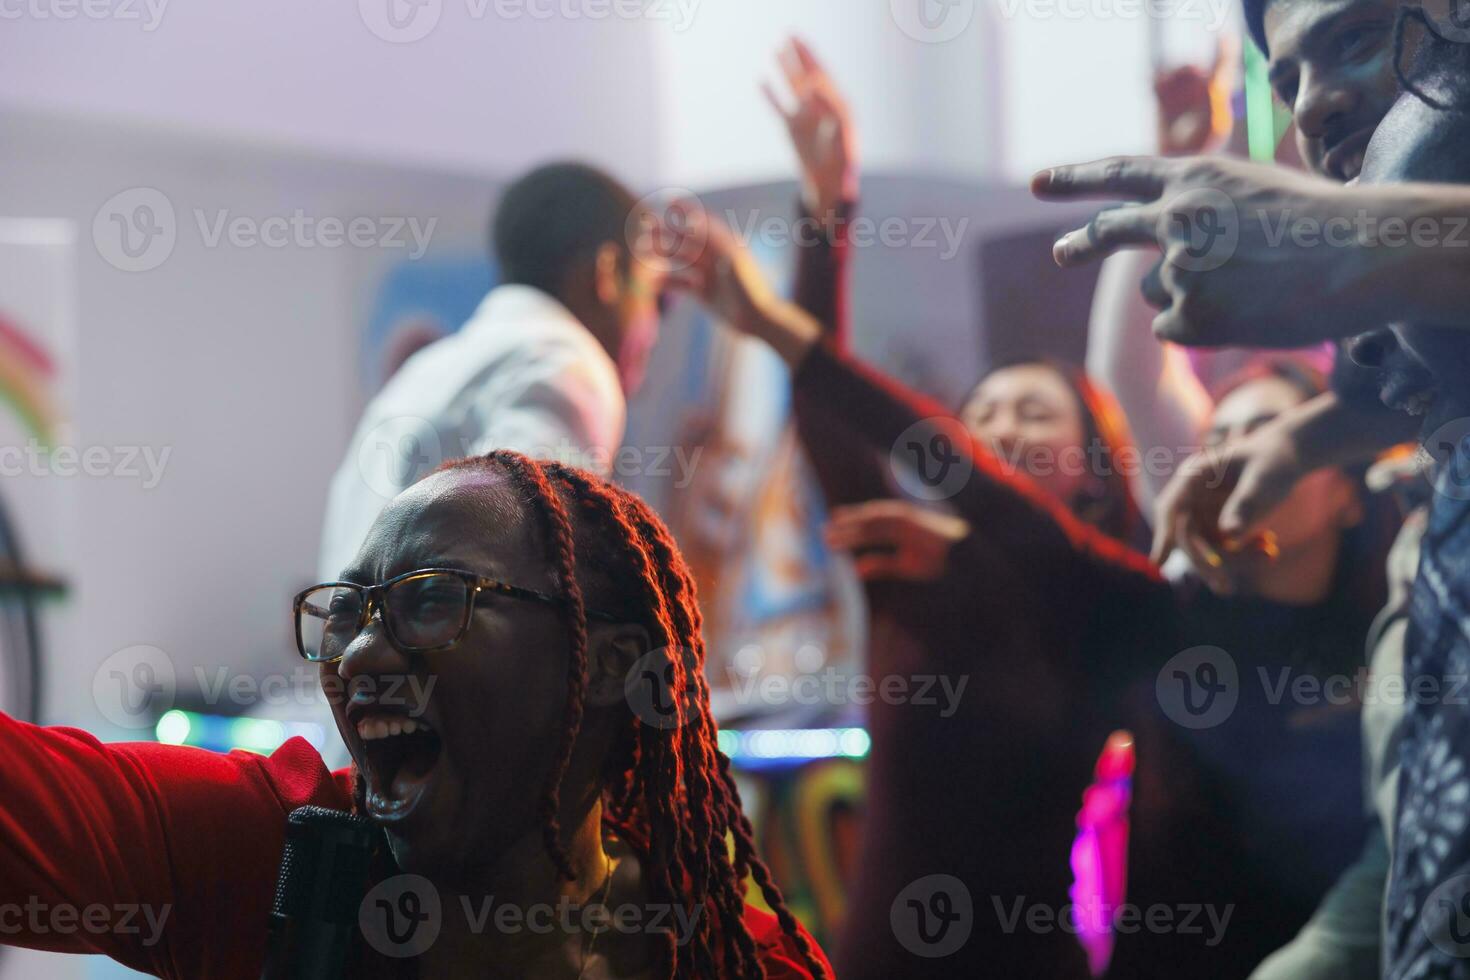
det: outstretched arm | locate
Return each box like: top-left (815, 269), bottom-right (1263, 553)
top-left (667, 204), bottom-right (1158, 585)
top-left (0, 710), bottom-right (345, 978)
top-left (1036, 156), bottom-right (1470, 346)
top-left (667, 204), bottom-right (1179, 679)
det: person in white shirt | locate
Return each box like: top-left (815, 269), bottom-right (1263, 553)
top-left (318, 162), bottom-right (667, 581)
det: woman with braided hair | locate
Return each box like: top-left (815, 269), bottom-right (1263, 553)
top-left (0, 450), bottom-right (830, 979)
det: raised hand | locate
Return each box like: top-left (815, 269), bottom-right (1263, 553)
top-left (1154, 34), bottom-right (1236, 157)
top-left (762, 37), bottom-right (858, 219)
top-left (657, 200), bottom-right (773, 332)
top-left (657, 198), bottom-right (821, 363)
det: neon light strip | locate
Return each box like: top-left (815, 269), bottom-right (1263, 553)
top-left (1244, 38), bottom-right (1277, 163)
top-left (718, 728), bottom-right (870, 764)
top-left (155, 709), bottom-right (327, 756)
top-left (157, 710), bottom-right (868, 766)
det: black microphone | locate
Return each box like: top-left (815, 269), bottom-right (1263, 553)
top-left (261, 805), bottom-right (377, 980)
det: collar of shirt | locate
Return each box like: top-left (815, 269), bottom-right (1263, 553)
top-left (463, 283), bottom-right (612, 368)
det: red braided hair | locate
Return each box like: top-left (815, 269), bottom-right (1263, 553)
top-left (422, 450), bottom-right (831, 980)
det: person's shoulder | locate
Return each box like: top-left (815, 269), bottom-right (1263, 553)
top-left (740, 905), bottom-right (834, 979)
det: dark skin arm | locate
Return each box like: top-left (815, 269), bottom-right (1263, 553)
top-left (1033, 155), bottom-right (1470, 346)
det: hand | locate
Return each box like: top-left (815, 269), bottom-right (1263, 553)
top-left (1034, 154), bottom-right (1393, 347)
top-left (660, 200), bottom-right (822, 363)
top-left (763, 37), bottom-right (858, 219)
top-left (1149, 417), bottom-right (1307, 593)
top-left (1154, 35), bottom-right (1235, 157)
top-left (825, 500), bottom-right (971, 582)
top-left (659, 201), bottom-right (775, 332)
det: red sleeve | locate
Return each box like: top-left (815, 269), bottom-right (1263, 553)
top-left (0, 713), bottom-right (350, 980)
top-left (794, 338), bottom-right (1161, 597)
top-left (791, 200), bottom-right (853, 349)
top-left (743, 905), bottom-right (835, 979)
top-left (789, 200), bottom-right (893, 509)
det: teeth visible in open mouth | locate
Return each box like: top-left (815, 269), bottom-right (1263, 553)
top-left (356, 717), bottom-right (434, 741)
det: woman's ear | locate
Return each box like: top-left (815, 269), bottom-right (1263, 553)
top-left (584, 620), bottom-right (650, 708)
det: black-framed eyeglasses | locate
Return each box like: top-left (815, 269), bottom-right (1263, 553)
top-left (293, 567), bottom-right (621, 664)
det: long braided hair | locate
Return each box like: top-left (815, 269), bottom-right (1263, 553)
top-left (355, 449), bottom-right (828, 980)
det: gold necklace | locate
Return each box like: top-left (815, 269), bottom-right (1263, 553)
top-left (576, 854), bottom-right (616, 980)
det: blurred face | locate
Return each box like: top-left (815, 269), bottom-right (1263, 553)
top-left (613, 253), bottom-right (666, 394)
top-left (1263, 0), bottom-right (1401, 180)
top-left (1207, 376), bottom-right (1360, 556)
top-left (1348, 78), bottom-right (1470, 449)
top-left (961, 364), bottom-right (1092, 507)
top-left (322, 469), bottom-right (614, 877)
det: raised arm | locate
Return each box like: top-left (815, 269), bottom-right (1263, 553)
top-left (792, 337), bottom-right (1161, 591)
top-left (665, 202), bottom-right (1163, 590)
top-left (1083, 46), bottom-right (1235, 514)
top-left (1085, 248), bottom-right (1213, 514)
top-left (763, 37), bottom-right (888, 508)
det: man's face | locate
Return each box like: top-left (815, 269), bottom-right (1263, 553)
top-left (1263, 0), bottom-right (1401, 180)
top-left (1350, 81), bottom-right (1470, 446)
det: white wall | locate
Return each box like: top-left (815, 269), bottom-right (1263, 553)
top-left (0, 0), bottom-right (670, 184)
top-left (0, 0), bottom-right (1176, 190)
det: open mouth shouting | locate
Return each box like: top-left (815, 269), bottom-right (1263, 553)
top-left (348, 701), bottom-right (445, 826)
